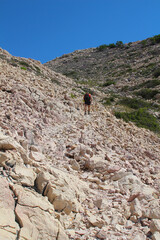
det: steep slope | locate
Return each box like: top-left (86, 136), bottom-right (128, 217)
top-left (45, 35), bottom-right (160, 134)
top-left (44, 36), bottom-right (160, 89)
top-left (0, 48), bottom-right (160, 240)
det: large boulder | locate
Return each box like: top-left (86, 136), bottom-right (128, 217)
top-left (11, 184), bottom-right (69, 240)
top-left (0, 152), bottom-right (7, 166)
top-left (10, 165), bottom-right (37, 186)
top-left (150, 219), bottom-right (160, 234)
top-left (0, 131), bottom-right (29, 164)
top-left (36, 168), bottom-right (90, 215)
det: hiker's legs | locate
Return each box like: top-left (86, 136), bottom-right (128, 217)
top-left (84, 104), bottom-right (87, 114)
top-left (84, 103), bottom-right (91, 114)
top-left (88, 105), bottom-right (90, 114)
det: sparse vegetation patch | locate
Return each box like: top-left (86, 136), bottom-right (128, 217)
top-left (51, 78), bottom-right (61, 85)
top-left (102, 80), bottom-right (116, 87)
top-left (115, 108), bottom-right (160, 133)
top-left (96, 41), bottom-right (124, 51)
top-left (153, 68), bottom-right (160, 78)
top-left (130, 79), bottom-right (160, 90)
top-left (19, 61), bottom-right (30, 68)
top-left (135, 88), bottom-right (159, 100)
top-left (21, 67), bottom-right (27, 70)
top-left (102, 96), bottom-right (115, 105)
top-left (118, 97), bottom-right (150, 109)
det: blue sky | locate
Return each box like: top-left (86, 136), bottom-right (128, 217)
top-left (1, 0), bottom-right (160, 63)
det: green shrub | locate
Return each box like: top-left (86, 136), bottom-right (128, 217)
top-left (96, 44), bottom-right (108, 51)
top-left (153, 68), bottom-right (160, 78)
top-left (118, 97), bottom-right (150, 109)
top-left (130, 79), bottom-right (160, 91)
top-left (102, 80), bottom-right (116, 87)
top-left (116, 41), bottom-right (124, 47)
top-left (34, 65), bottom-right (41, 72)
top-left (64, 71), bottom-right (78, 79)
top-left (70, 93), bottom-right (76, 98)
top-left (144, 79), bottom-right (160, 88)
top-left (135, 88), bottom-right (159, 99)
top-left (102, 96), bottom-right (115, 105)
top-left (140, 63), bottom-right (156, 76)
top-left (141, 40), bottom-right (147, 47)
top-left (121, 86), bottom-right (129, 92)
top-left (51, 78), bottom-right (61, 85)
top-left (19, 61), bottom-right (30, 67)
top-left (10, 62), bottom-right (18, 67)
top-left (97, 41), bottom-right (123, 51)
top-left (115, 108), bottom-right (160, 133)
top-left (150, 34), bottom-right (160, 44)
top-left (108, 43), bottom-right (116, 48)
top-left (21, 67), bottom-right (27, 70)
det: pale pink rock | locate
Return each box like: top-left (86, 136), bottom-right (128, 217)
top-left (96, 229), bottom-right (107, 239)
top-left (128, 193), bottom-right (140, 202)
top-left (107, 165), bottom-right (121, 173)
top-left (150, 219), bottom-right (160, 233)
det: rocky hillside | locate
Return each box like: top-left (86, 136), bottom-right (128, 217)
top-left (0, 47), bottom-right (160, 240)
top-left (44, 36), bottom-right (160, 89)
top-left (45, 35), bottom-right (160, 135)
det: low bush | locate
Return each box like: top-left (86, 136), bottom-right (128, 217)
top-left (141, 40), bottom-right (147, 47)
top-left (153, 68), bottom-right (160, 78)
top-left (115, 108), bottom-right (160, 133)
top-left (34, 65), bottom-right (41, 73)
top-left (102, 96), bottom-right (115, 105)
top-left (64, 71), bottom-right (79, 79)
top-left (51, 78), bottom-right (61, 85)
top-left (129, 79), bottom-right (160, 91)
top-left (116, 41), bottom-right (124, 47)
top-left (102, 80), bottom-right (116, 87)
top-left (135, 88), bottom-right (159, 99)
top-left (96, 41), bottom-right (123, 51)
top-left (150, 34), bottom-right (160, 44)
top-left (108, 43), bottom-right (116, 48)
top-left (96, 44), bottom-right (108, 51)
top-left (21, 67), bottom-right (27, 70)
top-left (70, 93), bottom-right (76, 98)
top-left (19, 61), bottom-right (30, 67)
top-left (118, 97), bottom-right (150, 109)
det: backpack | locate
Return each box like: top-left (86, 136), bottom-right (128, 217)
top-left (84, 93), bottom-right (91, 102)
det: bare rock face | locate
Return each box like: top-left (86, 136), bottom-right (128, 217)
top-left (150, 219), bottom-right (160, 234)
top-left (11, 184), bottom-right (68, 240)
top-left (10, 165), bottom-right (37, 186)
top-left (36, 168), bottom-right (90, 215)
top-left (0, 177), bottom-right (19, 239)
top-left (0, 48), bottom-right (160, 239)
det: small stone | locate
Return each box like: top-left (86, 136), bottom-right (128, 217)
top-left (96, 229), bottom-right (107, 239)
top-left (70, 159), bottom-right (80, 171)
top-left (93, 198), bottom-right (103, 209)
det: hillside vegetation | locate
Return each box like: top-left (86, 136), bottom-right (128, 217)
top-left (45, 34), bottom-right (160, 134)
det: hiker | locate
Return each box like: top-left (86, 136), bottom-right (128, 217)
top-left (83, 92), bottom-right (92, 115)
